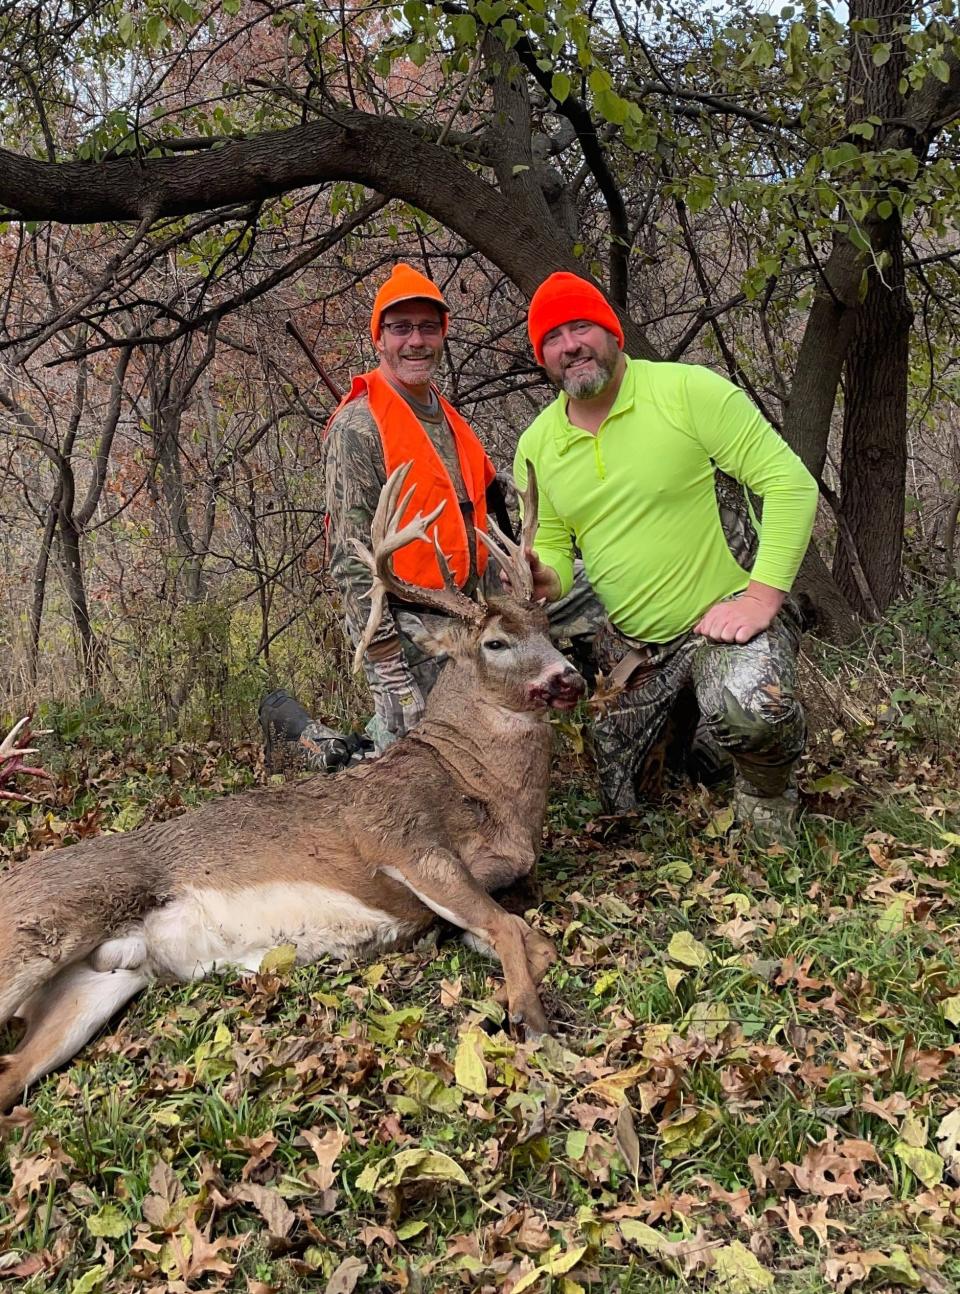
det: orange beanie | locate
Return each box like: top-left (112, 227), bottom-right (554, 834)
top-left (527, 272), bottom-right (624, 363)
top-left (371, 263), bottom-right (449, 343)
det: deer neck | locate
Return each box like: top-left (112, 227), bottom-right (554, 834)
top-left (414, 661), bottom-right (553, 807)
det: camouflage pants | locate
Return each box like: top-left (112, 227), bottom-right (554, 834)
top-left (591, 600), bottom-right (806, 815)
top-left (355, 560), bottom-right (604, 752)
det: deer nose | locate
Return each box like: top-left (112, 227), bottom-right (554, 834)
top-left (537, 663), bottom-right (585, 709)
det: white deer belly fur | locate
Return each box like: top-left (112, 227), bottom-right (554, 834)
top-left (89, 883), bottom-right (419, 982)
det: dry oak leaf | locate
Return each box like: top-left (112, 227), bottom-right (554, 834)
top-left (297, 1125), bottom-right (347, 1192)
top-left (161, 1217), bottom-right (243, 1283)
top-left (778, 1198), bottom-right (847, 1248)
top-left (784, 1137), bottom-right (879, 1199)
top-left (232, 1183), bottom-right (296, 1239)
top-left (324, 1256), bottom-right (368, 1294)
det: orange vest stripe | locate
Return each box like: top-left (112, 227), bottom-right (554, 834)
top-left (326, 369), bottom-right (495, 590)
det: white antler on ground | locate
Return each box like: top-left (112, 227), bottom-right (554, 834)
top-left (0, 716), bottom-right (53, 803)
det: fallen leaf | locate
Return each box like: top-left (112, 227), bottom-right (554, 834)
top-left (233, 1182), bottom-right (295, 1238)
top-left (581, 1061), bottom-right (651, 1107)
top-left (69, 1266), bottom-right (108, 1294)
top-left (615, 1104), bottom-right (641, 1181)
top-left (935, 1107), bottom-right (960, 1181)
top-left (258, 943), bottom-right (298, 975)
top-left (659, 1106), bottom-right (717, 1155)
top-left (667, 930), bottom-right (710, 969)
top-left (511, 1243), bottom-right (588, 1293)
top-left (713, 1240), bottom-right (774, 1292)
top-left (355, 1147), bottom-right (470, 1193)
top-left (324, 1256), bottom-right (368, 1294)
top-left (893, 1141), bottom-right (943, 1189)
top-left (454, 1030), bottom-right (488, 1096)
top-left (84, 1200), bottom-right (129, 1238)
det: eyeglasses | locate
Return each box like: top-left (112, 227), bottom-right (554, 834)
top-left (381, 321), bottom-right (444, 338)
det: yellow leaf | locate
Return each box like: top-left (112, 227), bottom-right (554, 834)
top-left (511, 1244), bottom-right (589, 1293)
top-left (876, 896), bottom-right (908, 935)
top-left (705, 804), bottom-right (735, 838)
top-left (899, 1113), bottom-right (927, 1148)
top-left (893, 1141), bottom-right (943, 1188)
top-left (941, 995), bottom-right (960, 1026)
top-left (686, 999), bottom-right (730, 1040)
top-left (259, 944), bottom-right (297, 975)
top-left (355, 1147), bottom-right (470, 1193)
top-left (713, 1240), bottom-right (775, 1293)
top-left (454, 1031), bottom-right (488, 1096)
top-left (667, 930), bottom-right (710, 969)
top-left (619, 1219), bottom-right (666, 1252)
top-left (664, 967), bottom-right (686, 994)
top-left (581, 1061), bottom-right (650, 1107)
top-left (69, 1267), bottom-right (108, 1294)
top-left (659, 1106), bottom-right (717, 1155)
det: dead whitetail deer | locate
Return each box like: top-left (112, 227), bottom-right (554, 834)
top-left (0, 463), bottom-right (584, 1111)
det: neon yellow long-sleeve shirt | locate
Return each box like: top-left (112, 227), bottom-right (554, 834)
top-left (514, 358), bottom-right (818, 643)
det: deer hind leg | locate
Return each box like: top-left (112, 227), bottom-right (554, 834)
top-left (0, 963), bottom-right (148, 1111)
top-left (381, 851), bottom-right (554, 1037)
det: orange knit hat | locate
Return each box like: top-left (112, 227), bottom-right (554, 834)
top-left (527, 272), bottom-right (624, 363)
top-left (371, 263), bottom-right (449, 343)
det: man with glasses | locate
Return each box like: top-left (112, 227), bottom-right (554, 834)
top-left (322, 263), bottom-right (500, 751)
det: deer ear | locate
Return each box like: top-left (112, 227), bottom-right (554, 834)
top-left (398, 615), bottom-right (464, 659)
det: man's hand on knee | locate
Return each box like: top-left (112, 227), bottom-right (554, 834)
top-left (694, 581), bottom-right (785, 644)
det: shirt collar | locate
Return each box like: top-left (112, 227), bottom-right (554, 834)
top-left (551, 356), bottom-right (638, 453)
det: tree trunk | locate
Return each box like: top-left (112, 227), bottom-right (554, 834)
top-left (833, 228), bottom-right (911, 612)
top-left (28, 488), bottom-right (60, 685)
top-left (58, 509), bottom-right (101, 688)
top-left (831, 0), bottom-right (912, 615)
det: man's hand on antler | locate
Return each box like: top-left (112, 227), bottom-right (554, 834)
top-left (499, 547), bottom-right (560, 603)
top-left (0, 716), bottom-right (53, 803)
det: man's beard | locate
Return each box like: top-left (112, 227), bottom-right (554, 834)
top-left (547, 340), bottom-right (619, 398)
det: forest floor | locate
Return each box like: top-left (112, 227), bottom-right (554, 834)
top-left (2, 609), bottom-right (960, 1294)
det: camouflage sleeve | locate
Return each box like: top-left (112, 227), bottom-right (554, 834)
top-left (323, 398), bottom-right (405, 659)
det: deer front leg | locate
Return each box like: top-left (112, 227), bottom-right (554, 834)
top-left (380, 851), bottom-right (553, 1037)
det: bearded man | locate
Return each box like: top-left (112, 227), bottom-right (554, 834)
top-left (514, 272), bottom-right (818, 844)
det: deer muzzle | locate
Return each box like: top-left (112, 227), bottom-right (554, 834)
top-left (527, 663), bottom-right (585, 711)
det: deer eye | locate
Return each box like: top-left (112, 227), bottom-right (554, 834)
top-left (484, 638), bottom-right (508, 651)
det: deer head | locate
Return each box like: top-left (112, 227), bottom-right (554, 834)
top-left (350, 462), bottom-right (584, 714)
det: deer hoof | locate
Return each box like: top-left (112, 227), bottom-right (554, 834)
top-left (508, 996), bottom-right (551, 1040)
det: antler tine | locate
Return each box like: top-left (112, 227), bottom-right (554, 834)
top-left (0, 715), bottom-right (30, 759)
top-left (0, 714), bottom-right (53, 802)
top-left (349, 462), bottom-right (486, 673)
top-left (477, 461), bottom-right (541, 602)
top-left (518, 458), bottom-right (540, 562)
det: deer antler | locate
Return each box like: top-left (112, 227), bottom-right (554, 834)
top-left (349, 462), bottom-right (486, 672)
top-left (477, 460), bottom-right (539, 602)
top-left (0, 715), bottom-right (53, 804)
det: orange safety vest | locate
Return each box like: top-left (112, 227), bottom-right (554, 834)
top-left (326, 369), bottom-right (495, 590)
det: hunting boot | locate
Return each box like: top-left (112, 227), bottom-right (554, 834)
top-left (259, 689), bottom-right (357, 773)
top-left (732, 775), bottom-right (799, 849)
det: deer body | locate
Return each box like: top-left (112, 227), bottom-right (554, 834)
top-left (0, 603), bottom-right (581, 1112)
top-left (0, 463), bottom-right (583, 1112)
